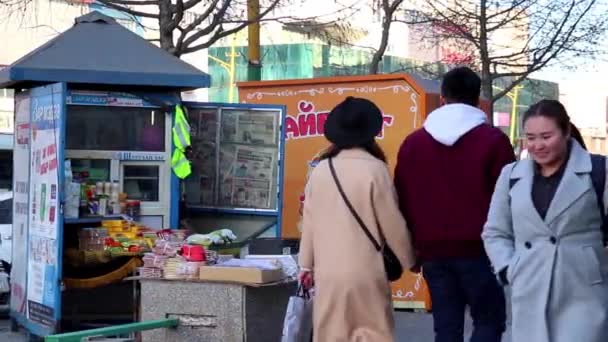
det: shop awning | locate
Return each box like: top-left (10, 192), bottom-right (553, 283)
top-left (0, 11), bottom-right (210, 90)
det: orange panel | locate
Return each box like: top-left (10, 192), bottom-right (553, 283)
top-left (391, 271), bottom-right (432, 311)
top-left (238, 74), bottom-right (439, 239)
top-left (238, 74), bottom-right (443, 311)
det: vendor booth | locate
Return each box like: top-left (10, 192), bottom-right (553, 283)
top-left (1, 12), bottom-right (288, 339)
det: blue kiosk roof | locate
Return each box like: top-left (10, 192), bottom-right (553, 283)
top-left (0, 11), bottom-right (210, 90)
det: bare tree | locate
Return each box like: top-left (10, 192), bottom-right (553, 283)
top-left (369, 0), bottom-right (404, 74)
top-left (91, 0), bottom-right (284, 57)
top-left (398, 0), bottom-right (607, 111)
top-left (0, 0), bottom-right (363, 58)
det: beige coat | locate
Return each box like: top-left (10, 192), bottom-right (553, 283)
top-left (299, 149), bottom-right (415, 342)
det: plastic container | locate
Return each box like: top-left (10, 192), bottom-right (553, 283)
top-left (181, 245), bottom-right (206, 262)
top-left (104, 182), bottom-right (112, 196)
top-left (126, 200), bottom-right (141, 221)
top-left (98, 197), bottom-right (108, 216)
top-left (96, 182), bottom-right (104, 196)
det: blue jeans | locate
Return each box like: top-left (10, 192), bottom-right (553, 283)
top-left (423, 257), bottom-right (506, 342)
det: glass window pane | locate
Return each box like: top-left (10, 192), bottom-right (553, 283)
top-left (0, 150), bottom-right (12, 191)
top-left (185, 108), bottom-right (218, 206)
top-left (220, 110), bottom-right (278, 146)
top-left (184, 107), bottom-right (280, 210)
top-left (123, 165), bottom-right (159, 202)
top-left (124, 166), bottom-right (159, 178)
top-left (185, 142), bottom-right (216, 206)
top-left (0, 197), bottom-right (12, 224)
top-left (71, 159), bottom-right (111, 184)
top-left (66, 106), bottom-right (165, 151)
top-left (218, 144), bottom-right (278, 210)
top-left (189, 108), bottom-right (218, 142)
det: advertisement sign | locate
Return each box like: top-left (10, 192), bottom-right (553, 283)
top-left (67, 90), bottom-right (152, 107)
top-left (238, 74), bottom-right (436, 310)
top-left (11, 91), bottom-right (31, 316)
top-left (239, 76), bottom-right (426, 238)
top-left (26, 83), bottom-right (65, 330)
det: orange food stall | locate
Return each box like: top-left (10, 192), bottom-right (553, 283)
top-left (238, 74), bottom-right (441, 310)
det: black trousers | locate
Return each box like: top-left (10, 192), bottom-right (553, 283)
top-left (422, 257), bottom-right (506, 342)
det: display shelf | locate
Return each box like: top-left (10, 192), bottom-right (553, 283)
top-left (64, 215), bottom-right (126, 225)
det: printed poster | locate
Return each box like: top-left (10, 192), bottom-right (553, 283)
top-left (10, 91), bottom-right (30, 315)
top-left (26, 83), bottom-right (65, 329)
top-left (221, 110), bottom-right (277, 145)
top-left (220, 145), bottom-right (275, 209)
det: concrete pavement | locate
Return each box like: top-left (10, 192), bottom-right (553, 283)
top-left (0, 311), bottom-right (512, 341)
top-left (0, 319), bottom-right (27, 342)
top-left (394, 310), bottom-right (512, 342)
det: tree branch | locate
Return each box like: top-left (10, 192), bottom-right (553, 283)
top-left (98, 0), bottom-right (158, 6)
top-left (96, 0), bottom-right (160, 19)
top-left (180, 0), bottom-right (203, 11)
top-left (181, 0), bottom-right (281, 54)
top-left (168, 0), bottom-right (184, 31)
top-left (176, 0), bottom-right (227, 53)
top-left (369, 0), bottom-right (405, 74)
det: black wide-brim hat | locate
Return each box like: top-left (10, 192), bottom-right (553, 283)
top-left (324, 96), bottom-right (383, 148)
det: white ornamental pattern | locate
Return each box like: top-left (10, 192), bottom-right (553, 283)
top-left (245, 84), bottom-right (420, 128)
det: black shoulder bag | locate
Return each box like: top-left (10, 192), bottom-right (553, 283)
top-left (328, 158), bottom-right (403, 282)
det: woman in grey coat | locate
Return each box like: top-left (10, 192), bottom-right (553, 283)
top-left (483, 99), bottom-right (608, 342)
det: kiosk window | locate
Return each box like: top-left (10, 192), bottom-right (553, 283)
top-left (0, 150), bottom-right (12, 191)
top-left (0, 196), bottom-right (11, 224)
top-left (185, 108), bottom-right (280, 210)
top-left (71, 159), bottom-right (111, 184)
top-left (123, 165), bottom-right (160, 202)
top-left (67, 106), bottom-right (165, 151)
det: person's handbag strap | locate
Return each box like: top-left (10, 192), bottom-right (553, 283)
top-left (328, 158), bottom-right (382, 251)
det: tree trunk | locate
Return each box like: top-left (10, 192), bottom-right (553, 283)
top-left (158, 0), bottom-right (177, 56)
top-left (370, 0), bottom-right (396, 75)
top-left (369, 18), bottom-right (391, 74)
top-left (480, 70), bottom-right (494, 115)
top-left (477, 0), bottom-right (493, 115)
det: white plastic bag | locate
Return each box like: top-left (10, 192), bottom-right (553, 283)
top-left (281, 286), bottom-right (313, 342)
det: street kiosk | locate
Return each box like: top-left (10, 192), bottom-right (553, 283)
top-left (0, 11), bottom-right (286, 339)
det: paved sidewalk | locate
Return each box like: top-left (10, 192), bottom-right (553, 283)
top-left (0, 311), bottom-right (512, 342)
top-left (0, 319), bottom-right (27, 342)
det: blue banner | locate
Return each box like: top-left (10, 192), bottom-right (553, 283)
top-left (26, 83), bottom-right (65, 333)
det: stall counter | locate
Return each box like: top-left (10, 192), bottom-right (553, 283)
top-left (139, 278), bottom-right (296, 342)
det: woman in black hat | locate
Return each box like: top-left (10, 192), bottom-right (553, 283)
top-left (298, 96), bottom-right (415, 341)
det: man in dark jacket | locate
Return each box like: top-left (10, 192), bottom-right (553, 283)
top-left (394, 67), bottom-right (515, 342)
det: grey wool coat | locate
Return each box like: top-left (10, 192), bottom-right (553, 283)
top-left (482, 141), bottom-right (608, 342)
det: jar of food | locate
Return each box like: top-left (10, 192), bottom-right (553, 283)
top-left (126, 201), bottom-right (141, 221)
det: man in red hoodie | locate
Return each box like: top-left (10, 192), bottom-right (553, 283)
top-left (394, 67), bottom-right (515, 342)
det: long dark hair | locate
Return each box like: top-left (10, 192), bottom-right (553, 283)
top-left (319, 140), bottom-right (387, 163)
top-left (569, 123), bottom-right (587, 150)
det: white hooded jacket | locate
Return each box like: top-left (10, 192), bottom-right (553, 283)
top-left (423, 103), bottom-right (488, 146)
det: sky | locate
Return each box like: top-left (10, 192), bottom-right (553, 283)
top-left (529, 2), bottom-right (608, 131)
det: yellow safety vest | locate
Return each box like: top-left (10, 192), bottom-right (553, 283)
top-left (172, 105), bottom-right (192, 179)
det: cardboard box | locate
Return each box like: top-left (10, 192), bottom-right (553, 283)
top-left (199, 266), bottom-right (284, 284)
